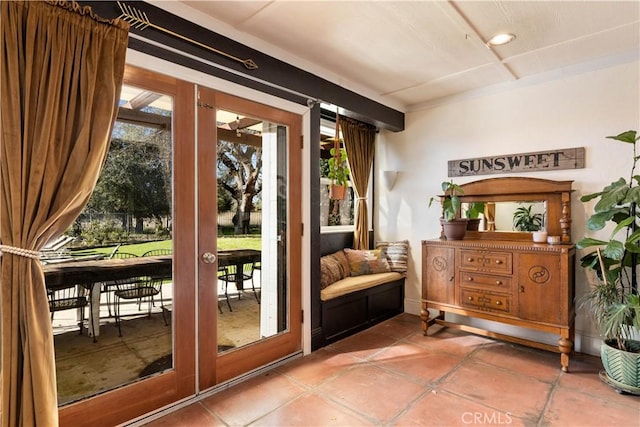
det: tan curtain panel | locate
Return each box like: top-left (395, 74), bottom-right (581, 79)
top-left (341, 118), bottom-right (376, 250)
top-left (0, 1), bottom-right (128, 425)
top-left (485, 202), bottom-right (496, 231)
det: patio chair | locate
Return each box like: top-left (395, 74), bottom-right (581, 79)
top-left (141, 249), bottom-right (172, 257)
top-left (142, 249), bottom-right (172, 309)
top-left (113, 276), bottom-right (167, 337)
top-left (252, 261), bottom-right (261, 303)
top-left (103, 252), bottom-right (139, 317)
top-left (218, 262), bottom-right (260, 306)
top-left (218, 265), bottom-right (233, 312)
top-left (47, 282), bottom-right (95, 340)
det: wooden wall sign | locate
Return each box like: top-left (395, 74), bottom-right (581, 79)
top-left (448, 147), bottom-right (585, 177)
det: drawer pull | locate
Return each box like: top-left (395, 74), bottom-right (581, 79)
top-left (467, 257), bottom-right (473, 262)
top-left (496, 280), bottom-right (502, 285)
top-left (468, 296), bottom-right (473, 301)
top-left (495, 260), bottom-right (502, 264)
top-left (495, 300), bottom-right (502, 306)
top-left (467, 277), bottom-right (474, 281)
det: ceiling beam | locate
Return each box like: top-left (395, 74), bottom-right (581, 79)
top-left (79, 1), bottom-right (405, 132)
top-left (117, 108), bottom-right (171, 129)
top-left (124, 91), bottom-right (163, 110)
top-left (437, 1), bottom-right (518, 81)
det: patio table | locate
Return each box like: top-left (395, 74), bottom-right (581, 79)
top-left (44, 255), bottom-right (172, 337)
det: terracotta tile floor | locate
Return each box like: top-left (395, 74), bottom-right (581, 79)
top-left (143, 314), bottom-right (639, 426)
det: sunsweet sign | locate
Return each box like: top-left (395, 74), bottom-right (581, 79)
top-left (448, 147), bottom-right (584, 177)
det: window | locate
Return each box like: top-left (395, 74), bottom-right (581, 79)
top-left (319, 107), bottom-right (371, 232)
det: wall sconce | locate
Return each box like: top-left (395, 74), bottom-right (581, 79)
top-left (382, 170), bottom-right (399, 191)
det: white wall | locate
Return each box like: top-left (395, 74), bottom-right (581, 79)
top-left (376, 59), bottom-right (640, 355)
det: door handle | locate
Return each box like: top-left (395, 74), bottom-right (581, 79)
top-left (202, 252), bottom-right (217, 264)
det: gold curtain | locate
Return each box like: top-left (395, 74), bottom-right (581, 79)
top-left (0, 2), bottom-right (128, 425)
top-left (485, 202), bottom-right (496, 231)
top-left (341, 118), bottom-right (376, 250)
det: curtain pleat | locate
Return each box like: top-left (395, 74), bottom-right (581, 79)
top-left (341, 118), bottom-right (376, 250)
top-left (1, 2), bottom-right (128, 425)
top-left (485, 202), bottom-right (496, 231)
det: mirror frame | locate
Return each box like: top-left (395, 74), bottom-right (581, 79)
top-left (456, 177), bottom-right (573, 242)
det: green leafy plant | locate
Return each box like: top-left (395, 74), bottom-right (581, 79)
top-left (429, 180), bottom-right (464, 221)
top-left (327, 146), bottom-right (350, 187)
top-left (465, 202), bottom-right (485, 219)
top-left (512, 205), bottom-right (544, 231)
top-left (577, 130), bottom-right (640, 352)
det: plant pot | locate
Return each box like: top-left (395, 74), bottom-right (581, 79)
top-left (600, 339), bottom-right (640, 392)
top-left (466, 218), bottom-right (481, 231)
top-left (532, 231), bottom-right (548, 243)
top-left (329, 184), bottom-right (346, 200)
top-left (441, 218), bottom-right (468, 240)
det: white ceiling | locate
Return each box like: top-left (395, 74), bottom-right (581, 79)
top-left (166, 1), bottom-right (639, 113)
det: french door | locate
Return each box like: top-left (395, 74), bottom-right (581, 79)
top-left (196, 88), bottom-right (302, 387)
top-left (58, 67), bottom-right (302, 426)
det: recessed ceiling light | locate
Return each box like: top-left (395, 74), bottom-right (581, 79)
top-left (487, 33), bottom-right (516, 46)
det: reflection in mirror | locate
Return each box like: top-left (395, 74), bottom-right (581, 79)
top-left (216, 109), bottom-right (288, 354)
top-left (462, 201), bottom-right (546, 232)
top-left (50, 85), bottom-right (174, 405)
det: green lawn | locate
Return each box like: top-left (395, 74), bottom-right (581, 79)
top-left (72, 236), bottom-right (261, 257)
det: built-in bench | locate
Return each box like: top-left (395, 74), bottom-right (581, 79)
top-left (320, 270), bottom-right (405, 345)
top-left (316, 241), bottom-right (408, 347)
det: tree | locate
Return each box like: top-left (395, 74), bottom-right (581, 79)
top-left (217, 139), bottom-right (262, 234)
top-left (88, 138), bottom-right (170, 233)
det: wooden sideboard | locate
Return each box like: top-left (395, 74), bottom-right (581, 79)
top-left (421, 177), bottom-right (576, 372)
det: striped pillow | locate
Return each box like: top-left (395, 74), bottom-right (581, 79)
top-left (376, 240), bottom-right (409, 273)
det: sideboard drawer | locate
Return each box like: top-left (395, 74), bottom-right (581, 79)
top-left (460, 250), bottom-right (512, 274)
top-left (460, 272), bottom-right (511, 292)
top-left (460, 288), bottom-right (512, 314)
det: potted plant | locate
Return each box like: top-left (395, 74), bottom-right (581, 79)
top-left (429, 180), bottom-right (468, 240)
top-left (512, 204), bottom-right (544, 232)
top-left (465, 202), bottom-right (485, 231)
top-left (576, 130), bottom-right (640, 393)
top-left (512, 204), bottom-right (547, 242)
top-left (328, 145), bottom-right (350, 200)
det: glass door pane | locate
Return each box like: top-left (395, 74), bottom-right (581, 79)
top-left (197, 89), bottom-right (302, 388)
top-left (50, 84), bottom-right (174, 405)
top-left (215, 110), bottom-right (289, 352)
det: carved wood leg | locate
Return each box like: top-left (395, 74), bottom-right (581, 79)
top-left (558, 328), bottom-right (573, 372)
top-left (420, 301), bottom-right (430, 336)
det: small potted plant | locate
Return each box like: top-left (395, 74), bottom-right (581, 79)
top-left (328, 145), bottom-right (350, 200)
top-left (577, 130), bottom-right (640, 393)
top-left (465, 202), bottom-right (485, 231)
top-left (512, 204), bottom-right (547, 242)
top-left (429, 180), bottom-right (468, 240)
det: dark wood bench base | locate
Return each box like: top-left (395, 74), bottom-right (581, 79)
top-left (317, 277), bottom-right (405, 348)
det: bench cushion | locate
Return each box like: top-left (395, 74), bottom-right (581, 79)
top-left (320, 271), bottom-right (404, 301)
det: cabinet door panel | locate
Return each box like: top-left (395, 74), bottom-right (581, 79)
top-left (424, 245), bottom-right (455, 305)
top-left (518, 253), bottom-right (561, 323)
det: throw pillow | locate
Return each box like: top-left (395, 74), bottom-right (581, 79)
top-left (344, 248), bottom-right (390, 276)
top-left (376, 240), bottom-right (409, 273)
top-left (319, 250), bottom-right (350, 289)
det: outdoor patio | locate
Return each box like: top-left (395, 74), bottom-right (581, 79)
top-left (52, 281), bottom-right (260, 405)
